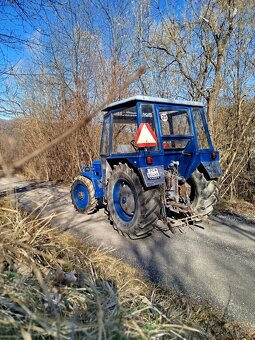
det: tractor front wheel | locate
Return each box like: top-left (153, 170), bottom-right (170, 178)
top-left (71, 176), bottom-right (97, 214)
top-left (106, 163), bottom-right (161, 239)
top-left (188, 169), bottom-right (218, 216)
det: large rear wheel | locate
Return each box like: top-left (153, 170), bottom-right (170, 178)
top-left (106, 163), bottom-right (161, 239)
top-left (188, 169), bottom-right (218, 216)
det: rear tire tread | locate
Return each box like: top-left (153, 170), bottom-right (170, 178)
top-left (105, 163), bottom-right (161, 239)
top-left (190, 169), bottom-right (218, 216)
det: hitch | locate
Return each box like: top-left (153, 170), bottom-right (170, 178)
top-left (158, 214), bottom-right (205, 236)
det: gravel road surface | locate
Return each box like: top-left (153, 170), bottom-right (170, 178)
top-left (1, 177), bottom-right (254, 329)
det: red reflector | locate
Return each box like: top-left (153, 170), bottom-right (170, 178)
top-left (163, 141), bottom-right (171, 149)
top-left (211, 152), bottom-right (217, 159)
top-left (146, 156), bottom-right (153, 164)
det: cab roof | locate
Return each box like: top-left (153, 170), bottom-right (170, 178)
top-left (102, 95), bottom-right (203, 112)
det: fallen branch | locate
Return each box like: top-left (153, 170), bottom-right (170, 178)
top-left (0, 66), bottom-right (146, 178)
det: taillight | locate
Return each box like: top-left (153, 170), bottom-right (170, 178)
top-left (163, 141), bottom-right (171, 149)
top-left (146, 156), bottom-right (153, 164)
top-left (211, 152), bottom-right (217, 159)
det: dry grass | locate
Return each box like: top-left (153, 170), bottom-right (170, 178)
top-left (0, 198), bottom-right (251, 339)
top-left (215, 198), bottom-right (255, 221)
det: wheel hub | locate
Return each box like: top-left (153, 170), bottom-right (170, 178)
top-left (78, 191), bottom-right (85, 200)
top-left (119, 182), bottom-right (135, 216)
top-left (113, 179), bottom-right (136, 222)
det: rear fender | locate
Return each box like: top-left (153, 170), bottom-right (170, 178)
top-left (79, 172), bottom-right (103, 198)
top-left (199, 161), bottom-right (223, 179)
top-left (80, 160), bottom-right (103, 198)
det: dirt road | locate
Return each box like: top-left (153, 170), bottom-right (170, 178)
top-left (1, 177), bottom-right (255, 329)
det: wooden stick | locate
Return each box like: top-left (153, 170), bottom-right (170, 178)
top-left (0, 66), bottom-right (145, 178)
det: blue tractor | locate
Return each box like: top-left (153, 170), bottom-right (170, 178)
top-left (71, 96), bottom-right (222, 238)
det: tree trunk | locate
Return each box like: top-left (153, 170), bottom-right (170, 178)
top-left (207, 47), bottom-right (224, 128)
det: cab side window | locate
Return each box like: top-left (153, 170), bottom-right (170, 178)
top-left (112, 107), bottom-right (137, 154)
top-left (140, 104), bottom-right (159, 150)
top-left (192, 108), bottom-right (210, 149)
top-left (100, 116), bottom-right (110, 155)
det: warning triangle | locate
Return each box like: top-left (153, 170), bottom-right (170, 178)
top-left (135, 123), bottom-right (158, 147)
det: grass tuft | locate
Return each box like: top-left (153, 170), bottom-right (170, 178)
top-left (0, 198), bottom-right (251, 339)
top-left (215, 198), bottom-right (255, 221)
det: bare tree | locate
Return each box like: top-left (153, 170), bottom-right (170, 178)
top-left (1, 0), bottom-right (254, 205)
top-left (216, 5), bottom-right (255, 199)
top-left (145, 0), bottom-right (248, 127)
top-left (1, 0), bottom-right (146, 180)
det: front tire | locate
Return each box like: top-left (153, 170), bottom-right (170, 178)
top-left (189, 169), bottom-right (218, 216)
top-left (71, 176), bottom-right (97, 214)
top-left (106, 163), bottom-right (161, 239)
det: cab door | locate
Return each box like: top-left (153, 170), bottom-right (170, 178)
top-left (156, 105), bottom-right (195, 178)
top-left (100, 114), bottom-right (111, 189)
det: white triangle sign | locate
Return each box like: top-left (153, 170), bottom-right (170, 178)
top-left (135, 123), bottom-right (157, 147)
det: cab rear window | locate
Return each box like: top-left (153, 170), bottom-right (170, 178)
top-left (159, 110), bottom-right (191, 135)
top-left (159, 109), bottom-right (191, 149)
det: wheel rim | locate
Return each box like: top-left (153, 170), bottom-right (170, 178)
top-left (73, 183), bottom-right (89, 209)
top-left (113, 179), bottom-right (136, 222)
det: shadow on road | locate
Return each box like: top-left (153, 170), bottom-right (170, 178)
top-left (211, 215), bottom-right (255, 241)
top-left (2, 178), bottom-right (254, 328)
top-left (106, 213), bottom-right (255, 328)
top-left (0, 181), bottom-right (50, 198)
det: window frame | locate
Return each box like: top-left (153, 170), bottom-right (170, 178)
top-left (139, 103), bottom-right (160, 151)
top-left (100, 113), bottom-right (111, 156)
top-left (192, 107), bottom-right (213, 150)
top-left (157, 104), bottom-right (194, 151)
top-left (110, 105), bottom-right (139, 155)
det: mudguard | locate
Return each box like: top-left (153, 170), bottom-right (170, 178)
top-left (201, 161), bottom-right (223, 179)
top-left (80, 160), bottom-right (103, 198)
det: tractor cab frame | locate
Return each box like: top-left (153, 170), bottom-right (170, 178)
top-left (72, 95), bottom-right (222, 239)
top-left (99, 96), bottom-right (221, 188)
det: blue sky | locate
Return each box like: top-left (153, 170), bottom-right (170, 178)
top-left (2, 0), bottom-right (252, 119)
top-left (0, 0), bottom-right (186, 119)
top-left (0, 2), bottom-right (53, 118)
top-left (0, 5), bottom-right (33, 66)
top-left (0, 2), bottom-right (52, 71)
top-left (0, 0), bottom-right (185, 68)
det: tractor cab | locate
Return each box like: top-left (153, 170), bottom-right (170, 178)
top-left (71, 95), bottom-right (222, 239)
top-left (100, 95), bottom-right (221, 182)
